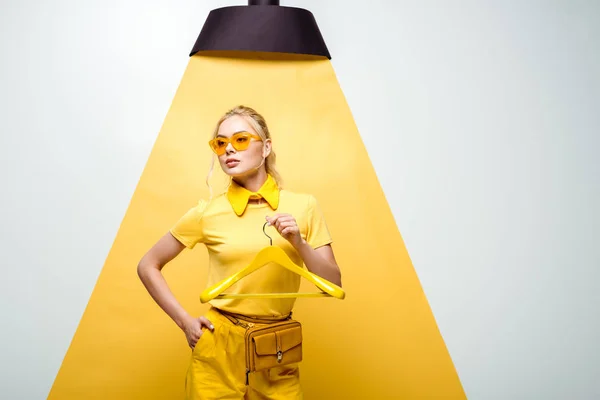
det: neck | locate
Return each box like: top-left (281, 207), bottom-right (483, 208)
top-left (232, 169), bottom-right (268, 192)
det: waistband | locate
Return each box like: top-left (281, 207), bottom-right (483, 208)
top-left (210, 307), bottom-right (292, 329)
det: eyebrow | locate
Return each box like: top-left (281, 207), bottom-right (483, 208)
top-left (216, 130), bottom-right (248, 138)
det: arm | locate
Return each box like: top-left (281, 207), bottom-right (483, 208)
top-left (293, 242), bottom-right (342, 287)
top-left (137, 232), bottom-right (212, 348)
top-left (266, 214), bottom-right (343, 287)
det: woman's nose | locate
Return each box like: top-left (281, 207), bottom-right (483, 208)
top-left (225, 142), bottom-right (236, 154)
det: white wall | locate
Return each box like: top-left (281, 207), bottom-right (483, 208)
top-left (1, 1), bottom-right (599, 399)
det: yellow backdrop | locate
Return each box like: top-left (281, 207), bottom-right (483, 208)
top-left (48, 51), bottom-right (466, 399)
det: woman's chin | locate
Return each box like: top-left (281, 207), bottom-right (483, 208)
top-left (224, 166), bottom-right (248, 177)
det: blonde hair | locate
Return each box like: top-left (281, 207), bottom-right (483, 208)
top-left (206, 105), bottom-right (283, 198)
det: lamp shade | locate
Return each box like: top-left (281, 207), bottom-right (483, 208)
top-left (189, 2), bottom-right (331, 59)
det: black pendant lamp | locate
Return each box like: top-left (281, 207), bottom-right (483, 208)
top-left (189, 0), bottom-right (331, 59)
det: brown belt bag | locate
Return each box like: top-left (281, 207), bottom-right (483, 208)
top-left (214, 308), bottom-right (303, 385)
top-left (245, 319), bottom-right (303, 374)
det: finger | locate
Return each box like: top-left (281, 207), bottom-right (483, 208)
top-left (273, 218), bottom-right (286, 231)
top-left (198, 317), bottom-right (214, 331)
top-left (280, 218), bottom-right (297, 229)
top-left (274, 218), bottom-right (291, 228)
top-left (278, 216), bottom-right (296, 226)
top-left (278, 221), bottom-right (297, 232)
top-left (276, 222), bottom-right (289, 233)
top-left (281, 227), bottom-right (298, 236)
top-left (265, 215), bottom-right (279, 227)
top-left (266, 213), bottom-right (290, 225)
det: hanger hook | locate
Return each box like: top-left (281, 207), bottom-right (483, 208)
top-left (262, 221), bottom-right (273, 246)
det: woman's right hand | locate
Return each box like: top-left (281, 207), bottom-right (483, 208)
top-left (182, 315), bottom-right (214, 349)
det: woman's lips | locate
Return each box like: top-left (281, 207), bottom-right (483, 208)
top-left (225, 159), bottom-right (240, 167)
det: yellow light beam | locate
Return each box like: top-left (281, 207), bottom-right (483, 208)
top-left (48, 51), bottom-right (466, 400)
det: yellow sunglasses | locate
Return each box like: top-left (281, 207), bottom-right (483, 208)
top-left (208, 132), bottom-right (262, 156)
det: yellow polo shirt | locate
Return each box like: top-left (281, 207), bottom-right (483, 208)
top-left (169, 174), bottom-right (333, 318)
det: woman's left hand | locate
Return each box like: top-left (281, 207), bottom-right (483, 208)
top-left (266, 213), bottom-right (303, 248)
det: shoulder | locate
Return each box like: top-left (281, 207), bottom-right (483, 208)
top-left (183, 192), bottom-right (230, 218)
top-left (279, 190), bottom-right (322, 216)
top-left (205, 192), bottom-right (229, 210)
top-left (279, 189), bottom-right (317, 206)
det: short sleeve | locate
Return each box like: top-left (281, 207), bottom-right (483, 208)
top-left (306, 195), bottom-right (333, 249)
top-left (169, 199), bottom-right (208, 249)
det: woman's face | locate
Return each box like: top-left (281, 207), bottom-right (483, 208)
top-left (215, 115), bottom-right (270, 178)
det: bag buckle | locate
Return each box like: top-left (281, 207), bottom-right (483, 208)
top-left (277, 351), bottom-right (283, 363)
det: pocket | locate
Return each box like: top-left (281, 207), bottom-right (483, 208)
top-left (192, 328), bottom-right (216, 359)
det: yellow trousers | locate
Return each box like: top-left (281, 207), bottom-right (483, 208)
top-left (185, 307), bottom-right (303, 400)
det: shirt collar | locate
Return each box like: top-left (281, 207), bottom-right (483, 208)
top-left (227, 174), bottom-right (280, 216)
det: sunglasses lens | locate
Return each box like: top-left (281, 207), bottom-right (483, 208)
top-left (209, 138), bottom-right (227, 155)
top-left (232, 133), bottom-right (251, 151)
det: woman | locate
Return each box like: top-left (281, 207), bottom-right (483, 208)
top-left (137, 105), bottom-right (342, 399)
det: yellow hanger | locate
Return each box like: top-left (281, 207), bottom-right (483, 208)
top-left (200, 222), bottom-right (345, 303)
